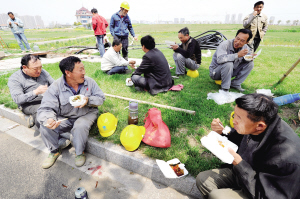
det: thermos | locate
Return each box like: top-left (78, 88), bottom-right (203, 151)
top-left (128, 101), bottom-right (138, 125)
top-left (273, 93), bottom-right (300, 106)
top-left (75, 187), bottom-right (88, 199)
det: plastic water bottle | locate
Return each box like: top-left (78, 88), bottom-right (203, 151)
top-left (128, 101), bottom-right (138, 125)
top-left (273, 93), bottom-right (300, 106)
top-left (75, 187), bottom-right (88, 199)
top-left (33, 44), bottom-right (40, 51)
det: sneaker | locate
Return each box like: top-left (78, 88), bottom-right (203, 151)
top-left (58, 138), bottom-right (71, 149)
top-left (26, 115), bottom-right (34, 128)
top-left (125, 69), bottom-right (132, 74)
top-left (230, 86), bottom-right (245, 92)
top-left (42, 149), bottom-right (61, 169)
top-left (134, 86), bottom-right (144, 92)
top-left (29, 50), bottom-right (33, 53)
top-left (21, 51), bottom-right (26, 54)
top-left (75, 152), bottom-right (86, 167)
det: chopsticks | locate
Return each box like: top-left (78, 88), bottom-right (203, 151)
top-left (44, 118), bottom-right (68, 127)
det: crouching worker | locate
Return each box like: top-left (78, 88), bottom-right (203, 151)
top-left (196, 93), bottom-right (300, 199)
top-left (209, 29), bottom-right (254, 92)
top-left (171, 27), bottom-right (201, 76)
top-left (37, 56), bottom-right (105, 169)
top-left (8, 54), bottom-right (54, 129)
top-left (130, 35), bottom-right (173, 95)
top-left (101, 38), bottom-right (136, 75)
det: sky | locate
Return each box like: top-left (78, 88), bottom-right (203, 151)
top-left (1, 0), bottom-right (300, 25)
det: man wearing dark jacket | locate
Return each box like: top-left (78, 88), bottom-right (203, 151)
top-left (91, 8), bottom-right (108, 57)
top-left (131, 35), bottom-right (173, 95)
top-left (196, 93), bottom-right (300, 199)
top-left (171, 27), bottom-right (201, 76)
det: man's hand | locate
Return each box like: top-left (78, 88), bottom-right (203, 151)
top-left (45, 118), bottom-right (61, 129)
top-left (9, 22), bottom-right (12, 25)
top-left (237, 49), bottom-right (248, 57)
top-left (253, 11), bottom-right (258, 17)
top-left (129, 60), bottom-right (136, 65)
top-left (33, 85), bottom-right (48, 95)
top-left (170, 44), bottom-right (179, 50)
top-left (228, 147), bottom-right (242, 165)
top-left (134, 36), bottom-right (138, 41)
top-left (129, 64), bottom-right (135, 69)
top-left (14, 22), bottom-right (18, 25)
top-left (211, 118), bottom-right (224, 134)
top-left (75, 96), bottom-right (88, 108)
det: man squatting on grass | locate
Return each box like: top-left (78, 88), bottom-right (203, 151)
top-left (196, 93), bottom-right (300, 199)
top-left (209, 29), bottom-right (254, 92)
top-left (243, 1), bottom-right (268, 52)
top-left (8, 54), bottom-right (54, 129)
top-left (37, 56), bottom-right (105, 169)
top-left (170, 27), bottom-right (201, 76)
top-left (101, 38), bottom-right (136, 75)
top-left (130, 35), bottom-right (174, 95)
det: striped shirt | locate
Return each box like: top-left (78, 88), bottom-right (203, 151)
top-left (7, 68), bottom-right (54, 108)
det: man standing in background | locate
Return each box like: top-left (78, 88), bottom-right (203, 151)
top-left (243, 1), bottom-right (268, 52)
top-left (7, 12), bottom-right (33, 53)
top-left (91, 8), bottom-right (108, 57)
top-left (110, 1), bottom-right (138, 60)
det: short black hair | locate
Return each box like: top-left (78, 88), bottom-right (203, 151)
top-left (112, 38), bottom-right (122, 46)
top-left (59, 56), bottom-right (81, 76)
top-left (236, 29), bottom-right (253, 42)
top-left (254, 1), bottom-right (264, 7)
top-left (235, 93), bottom-right (278, 125)
top-left (21, 54), bottom-right (40, 67)
top-left (91, 8), bottom-right (97, 13)
top-left (178, 27), bottom-right (189, 36)
top-left (7, 12), bottom-right (14, 15)
top-left (140, 35), bottom-right (155, 50)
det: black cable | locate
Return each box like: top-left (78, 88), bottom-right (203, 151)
top-left (193, 30), bottom-right (227, 50)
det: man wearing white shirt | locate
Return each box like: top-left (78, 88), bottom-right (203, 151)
top-left (101, 38), bottom-right (135, 75)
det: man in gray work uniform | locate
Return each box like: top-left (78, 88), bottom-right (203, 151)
top-left (209, 29), bottom-right (254, 92)
top-left (37, 56), bottom-right (105, 169)
top-left (8, 54), bottom-right (54, 129)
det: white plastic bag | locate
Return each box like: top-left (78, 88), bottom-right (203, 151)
top-left (256, 89), bottom-right (273, 97)
top-left (207, 90), bottom-right (244, 105)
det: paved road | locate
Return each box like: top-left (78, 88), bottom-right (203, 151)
top-left (0, 117), bottom-right (195, 199)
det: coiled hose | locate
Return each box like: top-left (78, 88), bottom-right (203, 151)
top-left (194, 30), bottom-right (227, 50)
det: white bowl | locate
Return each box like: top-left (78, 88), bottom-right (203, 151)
top-left (244, 55), bottom-right (253, 61)
top-left (69, 95), bottom-right (86, 107)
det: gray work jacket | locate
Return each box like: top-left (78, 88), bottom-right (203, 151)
top-left (37, 75), bottom-right (105, 125)
top-left (7, 68), bottom-right (54, 108)
top-left (209, 39), bottom-right (250, 72)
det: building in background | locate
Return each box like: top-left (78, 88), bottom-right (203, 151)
top-left (225, 14), bottom-right (230, 24)
top-left (180, 18), bottom-right (185, 24)
top-left (231, 14), bottom-right (236, 24)
top-left (174, 18), bottom-right (179, 24)
top-left (269, 16), bottom-right (275, 25)
top-left (75, 7), bottom-right (92, 28)
top-left (237, 13), bottom-right (243, 24)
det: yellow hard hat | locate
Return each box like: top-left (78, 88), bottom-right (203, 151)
top-left (215, 80), bottom-right (222, 85)
top-left (187, 70), bottom-right (199, 78)
top-left (120, 1), bottom-right (130, 10)
top-left (97, 113), bottom-right (118, 137)
top-left (230, 111), bottom-right (234, 128)
top-left (120, 125), bottom-right (145, 151)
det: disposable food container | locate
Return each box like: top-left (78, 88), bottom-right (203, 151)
top-left (69, 95), bottom-right (86, 107)
top-left (156, 158), bottom-right (189, 178)
top-left (201, 131), bottom-right (238, 164)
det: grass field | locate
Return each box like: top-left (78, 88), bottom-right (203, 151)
top-left (1, 24), bottom-right (300, 177)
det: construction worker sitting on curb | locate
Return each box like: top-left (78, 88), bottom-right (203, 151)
top-left (101, 38), bottom-right (136, 75)
top-left (131, 35), bottom-right (174, 95)
top-left (170, 27), bottom-right (201, 76)
top-left (37, 56), bottom-right (105, 169)
top-left (209, 29), bottom-right (254, 92)
top-left (8, 54), bottom-right (54, 130)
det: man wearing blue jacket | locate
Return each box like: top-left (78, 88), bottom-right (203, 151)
top-left (110, 1), bottom-right (137, 60)
top-left (7, 12), bottom-right (32, 53)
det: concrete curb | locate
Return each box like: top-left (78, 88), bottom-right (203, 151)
top-left (0, 105), bottom-right (202, 198)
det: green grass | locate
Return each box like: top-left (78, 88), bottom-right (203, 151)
top-left (1, 24), bottom-right (300, 177)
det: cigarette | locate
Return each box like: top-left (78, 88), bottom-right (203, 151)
top-left (44, 118), bottom-right (68, 127)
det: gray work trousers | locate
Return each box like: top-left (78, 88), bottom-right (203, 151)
top-left (210, 61), bottom-right (254, 90)
top-left (21, 104), bottom-right (40, 129)
top-left (173, 53), bottom-right (199, 75)
top-left (196, 168), bottom-right (250, 199)
top-left (40, 110), bottom-right (98, 155)
top-left (131, 74), bottom-right (148, 89)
